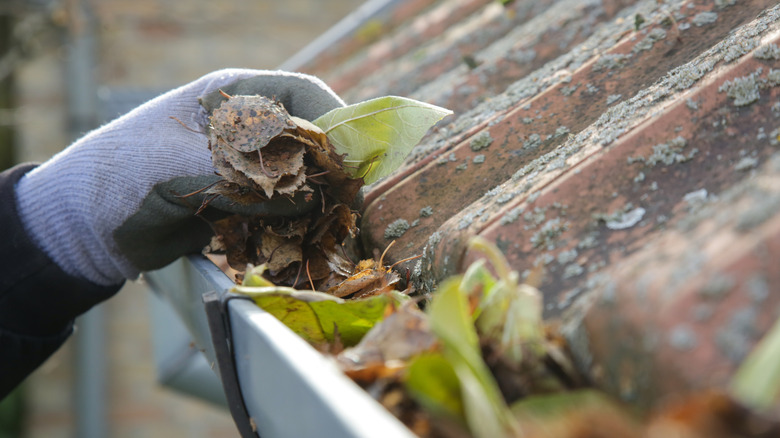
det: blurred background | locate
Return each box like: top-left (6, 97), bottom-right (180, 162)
top-left (0, 0), bottom-right (365, 436)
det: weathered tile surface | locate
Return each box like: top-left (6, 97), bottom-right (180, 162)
top-left (303, 0), bottom-right (780, 408)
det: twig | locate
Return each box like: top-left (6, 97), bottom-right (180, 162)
top-left (306, 259), bottom-right (315, 291)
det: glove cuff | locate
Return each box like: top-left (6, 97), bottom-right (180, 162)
top-left (14, 88), bottom-right (216, 285)
top-left (15, 160), bottom-right (131, 285)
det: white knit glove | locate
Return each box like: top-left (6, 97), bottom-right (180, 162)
top-left (14, 69), bottom-right (345, 286)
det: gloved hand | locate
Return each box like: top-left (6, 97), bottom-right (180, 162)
top-left (14, 69), bottom-right (345, 286)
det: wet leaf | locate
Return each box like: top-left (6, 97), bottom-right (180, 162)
top-left (208, 215), bottom-right (252, 268)
top-left (204, 93), bottom-right (364, 284)
top-left (312, 96), bottom-right (453, 184)
top-left (205, 181), bottom-right (267, 205)
top-left (233, 281), bottom-right (392, 347)
top-left (343, 361), bottom-right (407, 386)
top-left (259, 230), bottom-right (302, 273)
top-left (309, 203), bottom-right (357, 245)
top-left (210, 146), bottom-right (262, 191)
top-left (338, 301), bottom-right (436, 368)
top-left (241, 264), bottom-right (274, 287)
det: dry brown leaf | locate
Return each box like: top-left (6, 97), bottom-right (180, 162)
top-left (209, 215), bottom-right (252, 268)
top-left (209, 95), bottom-right (296, 153)
top-left (310, 203), bottom-right (357, 244)
top-left (259, 230), bottom-right (302, 273)
top-left (337, 301), bottom-right (437, 369)
top-left (205, 181), bottom-right (268, 205)
top-left (210, 144), bottom-right (262, 192)
top-left (327, 258), bottom-right (400, 299)
top-left (204, 93), bottom-right (364, 288)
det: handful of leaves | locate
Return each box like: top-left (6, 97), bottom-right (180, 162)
top-left (202, 93), bottom-right (451, 289)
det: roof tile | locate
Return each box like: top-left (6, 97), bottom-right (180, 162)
top-left (302, 0), bottom-right (780, 407)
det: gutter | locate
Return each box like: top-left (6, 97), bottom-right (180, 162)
top-left (145, 255), bottom-right (415, 437)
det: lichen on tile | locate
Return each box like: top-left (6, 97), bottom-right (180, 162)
top-left (557, 248), bottom-right (579, 265)
top-left (714, 0), bottom-right (736, 8)
top-left (719, 73), bottom-right (760, 106)
top-left (530, 217), bottom-right (569, 249)
top-left (722, 37), bottom-right (759, 63)
top-left (606, 94), bottom-right (622, 105)
top-left (605, 207), bottom-right (646, 230)
top-left (692, 11), bottom-right (718, 27)
top-left (592, 53), bottom-right (631, 72)
top-left (754, 43), bottom-right (780, 60)
top-left (734, 156), bottom-right (759, 171)
top-left (632, 27), bottom-right (666, 53)
top-left (384, 218), bottom-right (410, 240)
top-left (523, 133), bottom-right (542, 149)
top-left (470, 131), bottom-right (493, 151)
top-left (561, 84), bottom-right (579, 96)
top-left (563, 263), bottom-right (585, 279)
top-left (500, 206), bottom-right (525, 225)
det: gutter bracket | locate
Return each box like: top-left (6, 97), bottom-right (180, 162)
top-left (203, 291), bottom-right (260, 438)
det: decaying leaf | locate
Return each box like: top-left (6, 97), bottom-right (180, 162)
top-left (205, 180), bottom-right (267, 205)
top-left (233, 265), bottom-right (395, 348)
top-left (259, 228), bottom-right (302, 273)
top-left (327, 258), bottom-right (401, 299)
top-left (203, 93), bottom-right (364, 287)
top-left (202, 92), bottom-right (453, 296)
top-left (209, 215), bottom-right (252, 268)
top-left (209, 94), bottom-right (297, 153)
top-left (338, 300), bottom-right (436, 369)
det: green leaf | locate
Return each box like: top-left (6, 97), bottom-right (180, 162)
top-left (427, 277), bottom-right (519, 438)
top-left (467, 237), bottom-right (545, 365)
top-left (510, 389), bottom-right (614, 418)
top-left (312, 96), bottom-right (452, 184)
top-left (731, 316), bottom-right (780, 411)
top-left (477, 280), bottom-right (545, 365)
top-left (233, 284), bottom-right (390, 347)
top-left (510, 390), bottom-right (640, 435)
top-left (241, 264), bottom-right (275, 287)
top-left (460, 259), bottom-right (497, 322)
top-left (405, 353), bottom-right (464, 419)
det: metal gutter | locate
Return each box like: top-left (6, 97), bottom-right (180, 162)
top-left (278, 0), bottom-right (402, 71)
top-left (145, 255), bottom-right (415, 437)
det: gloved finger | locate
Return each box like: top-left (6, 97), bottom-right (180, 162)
top-left (156, 175), bottom-right (321, 217)
top-left (199, 72), bottom-right (345, 121)
top-left (114, 175), bottom-right (321, 272)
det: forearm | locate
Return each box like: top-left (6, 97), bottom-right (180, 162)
top-left (0, 164), bottom-right (122, 399)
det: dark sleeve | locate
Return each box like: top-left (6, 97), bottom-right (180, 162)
top-left (0, 164), bottom-right (123, 400)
